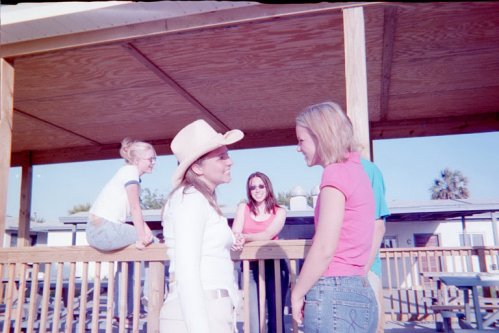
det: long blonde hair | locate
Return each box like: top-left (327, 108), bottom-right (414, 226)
top-left (296, 101), bottom-right (359, 165)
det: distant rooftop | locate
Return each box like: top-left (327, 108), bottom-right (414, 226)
top-left (5, 199), bottom-right (499, 232)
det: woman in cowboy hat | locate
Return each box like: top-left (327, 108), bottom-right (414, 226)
top-left (160, 119), bottom-right (244, 333)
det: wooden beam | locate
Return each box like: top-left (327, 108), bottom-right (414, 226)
top-left (379, 6), bottom-right (398, 122)
top-left (11, 138), bottom-right (172, 167)
top-left (122, 43), bottom-right (230, 132)
top-left (0, 3), bottom-right (379, 59)
top-left (17, 152), bottom-right (32, 247)
top-left (15, 108), bottom-right (101, 145)
top-left (0, 58), bottom-right (15, 247)
top-left (10, 128), bottom-right (298, 167)
top-left (343, 7), bottom-right (371, 160)
top-left (370, 112), bottom-right (499, 140)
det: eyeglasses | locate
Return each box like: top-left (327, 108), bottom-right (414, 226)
top-left (249, 184), bottom-right (265, 191)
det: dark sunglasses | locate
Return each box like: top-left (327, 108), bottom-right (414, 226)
top-left (249, 184), bottom-right (265, 191)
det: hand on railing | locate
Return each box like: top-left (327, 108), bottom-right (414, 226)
top-left (135, 234), bottom-right (153, 250)
top-left (231, 232), bottom-right (246, 251)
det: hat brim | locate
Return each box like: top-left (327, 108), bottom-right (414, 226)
top-left (171, 129), bottom-right (244, 187)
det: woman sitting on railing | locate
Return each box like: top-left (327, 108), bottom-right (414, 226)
top-left (291, 102), bottom-right (378, 332)
top-left (85, 137), bottom-right (156, 326)
top-left (231, 171), bottom-right (289, 333)
top-left (160, 119), bottom-right (244, 333)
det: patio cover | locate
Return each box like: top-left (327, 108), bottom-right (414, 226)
top-left (1, 1), bottom-right (499, 245)
top-left (1, 1), bottom-right (498, 166)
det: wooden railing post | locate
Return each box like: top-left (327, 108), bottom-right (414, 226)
top-left (147, 261), bottom-right (165, 333)
top-left (476, 246), bottom-right (492, 298)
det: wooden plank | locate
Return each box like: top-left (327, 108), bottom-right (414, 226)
top-left (258, 260), bottom-right (266, 333)
top-left (0, 3), bottom-right (378, 58)
top-left (379, 6), bottom-right (398, 122)
top-left (148, 261), bottom-right (165, 333)
top-left (370, 112), bottom-right (499, 140)
top-left (10, 127), bottom-right (299, 167)
top-left (389, 49), bottom-right (499, 95)
top-left (343, 7), bottom-right (371, 160)
top-left (0, 58), bottom-right (14, 248)
top-left (17, 151), bottom-right (32, 247)
top-left (243, 260), bottom-right (250, 333)
top-left (392, 2), bottom-right (499, 60)
top-left (123, 42), bottom-right (230, 132)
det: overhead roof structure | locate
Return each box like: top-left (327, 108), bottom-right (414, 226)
top-left (1, 1), bottom-right (498, 166)
top-left (1, 1), bottom-right (499, 246)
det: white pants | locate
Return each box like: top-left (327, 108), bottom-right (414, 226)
top-left (368, 271), bottom-right (385, 333)
top-left (159, 296), bottom-right (234, 333)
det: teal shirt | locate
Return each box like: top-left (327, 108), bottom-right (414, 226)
top-left (361, 159), bottom-right (390, 277)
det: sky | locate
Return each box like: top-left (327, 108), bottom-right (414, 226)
top-left (6, 131), bottom-right (499, 222)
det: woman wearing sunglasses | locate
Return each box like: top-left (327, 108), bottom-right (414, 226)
top-left (231, 171), bottom-right (289, 333)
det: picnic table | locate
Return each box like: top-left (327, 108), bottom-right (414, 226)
top-left (423, 272), bottom-right (499, 332)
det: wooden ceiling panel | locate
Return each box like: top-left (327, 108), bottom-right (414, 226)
top-left (390, 49), bottom-right (499, 96)
top-left (12, 112), bottom-right (92, 153)
top-left (178, 66), bottom-right (346, 131)
top-left (387, 86), bottom-right (499, 121)
top-left (5, 2), bottom-right (499, 166)
top-left (133, 12), bottom-right (345, 81)
top-left (13, 44), bottom-right (165, 101)
top-left (13, 85), bottom-right (204, 145)
top-left (393, 2), bottom-right (499, 60)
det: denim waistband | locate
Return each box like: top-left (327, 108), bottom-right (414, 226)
top-left (316, 275), bottom-right (369, 287)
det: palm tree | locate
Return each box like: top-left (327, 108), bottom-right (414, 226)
top-left (430, 168), bottom-right (470, 199)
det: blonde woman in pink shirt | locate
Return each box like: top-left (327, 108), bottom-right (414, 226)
top-left (291, 102), bottom-right (378, 332)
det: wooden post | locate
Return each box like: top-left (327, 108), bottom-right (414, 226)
top-left (0, 58), bottom-right (15, 248)
top-left (148, 261), bottom-right (165, 333)
top-left (18, 152), bottom-right (33, 247)
top-left (343, 6), bottom-right (371, 160)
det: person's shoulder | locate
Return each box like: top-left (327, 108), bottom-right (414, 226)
top-left (361, 158), bottom-right (384, 179)
top-left (361, 158), bottom-right (380, 171)
top-left (237, 201), bottom-right (248, 210)
top-left (275, 206), bottom-right (287, 217)
top-left (117, 163), bottom-right (139, 175)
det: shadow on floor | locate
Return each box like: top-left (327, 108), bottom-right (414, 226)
top-left (384, 321), bottom-right (436, 332)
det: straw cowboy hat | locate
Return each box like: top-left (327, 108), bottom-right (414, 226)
top-left (171, 119), bottom-right (244, 187)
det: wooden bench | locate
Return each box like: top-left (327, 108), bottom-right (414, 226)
top-left (432, 302), bottom-right (499, 332)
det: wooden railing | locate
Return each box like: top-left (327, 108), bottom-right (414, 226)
top-left (380, 246), bottom-right (499, 321)
top-left (0, 241), bottom-right (498, 332)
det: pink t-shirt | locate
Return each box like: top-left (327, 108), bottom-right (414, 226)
top-left (242, 204), bottom-right (279, 240)
top-left (315, 152), bottom-right (375, 276)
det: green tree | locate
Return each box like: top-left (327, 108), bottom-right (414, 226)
top-left (430, 168), bottom-right (470, 199)
top-left (141, 188), bottom-right (166, 209)
top-left (277, 191), bottom-right (314, 209)
top-left (277, 191), bottom-right (292, 209)
top-left (30, 213), bottom-right (45, 223)
top-left (68, 203), bottom-right (91, 215)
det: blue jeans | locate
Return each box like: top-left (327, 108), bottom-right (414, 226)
top-left (86, 219), bottom-right (141, 317)
top-left (249, 259), bottom-right (289, 333)
top-left (304, 276), bottom-right (378, 333)
top-left (85, 219), bottom-right (138, 251)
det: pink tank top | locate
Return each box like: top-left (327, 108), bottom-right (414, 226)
top-left (241, 204), bottom-right (279, 240)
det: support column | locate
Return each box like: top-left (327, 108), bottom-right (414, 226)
top-left (491, 212), bottom-right (498, 247)
top-left (343, 6), bottom-right (371, 160)
top-left (18, 152), bottom-right (33, 247)
top-left (0, 58), bottom-right (15, 248)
